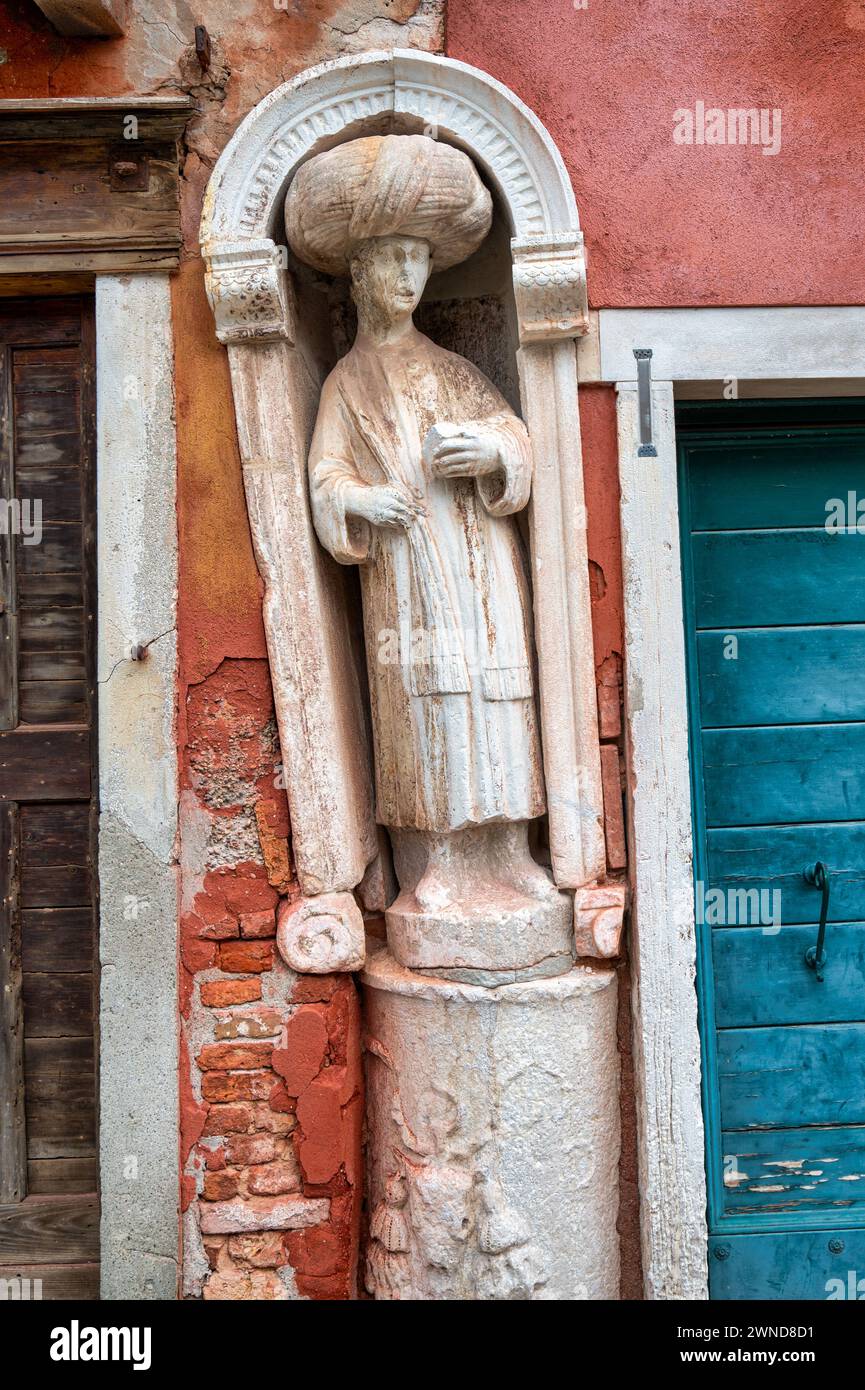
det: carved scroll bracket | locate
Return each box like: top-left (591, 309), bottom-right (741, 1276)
top-left (277, 892), bottom-right (366, 974)
top-left (574, 883), bottom-right (627, 960)
top-left (512, 233), bottom-right (590, 345)
top-left (205, 239), bottom-right (295, 346)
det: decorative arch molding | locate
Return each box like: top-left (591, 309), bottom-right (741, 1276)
top-left (201, 50), bottom-right (589, 346)
top-left (200, 49), bottom-right (615, 950)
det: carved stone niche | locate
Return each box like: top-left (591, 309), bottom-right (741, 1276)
top-left (202, 50), bottom-right (622, 1299)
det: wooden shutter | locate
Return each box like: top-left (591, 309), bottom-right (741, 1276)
top-left (0, 298), bottom-right (98, 1299)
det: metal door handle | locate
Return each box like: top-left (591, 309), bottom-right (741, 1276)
top-left (803, 861), bottom-right (830, 982)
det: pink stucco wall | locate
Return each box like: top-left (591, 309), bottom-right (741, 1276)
top-left (448, 0), bottom-right (865, 308)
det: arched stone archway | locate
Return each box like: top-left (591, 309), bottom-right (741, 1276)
top-left (201, 49), bottom-right (610, 902)
top-left (200, 50), bottom-right (622, 1301)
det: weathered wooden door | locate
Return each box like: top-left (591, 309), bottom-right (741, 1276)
top-left (0, 299), bottom-right (98, 1299)
top-left (679, 399), bottom-right (865, 1300)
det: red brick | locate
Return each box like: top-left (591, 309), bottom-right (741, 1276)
top-left (323, 977), bottom-right (359, 1075)
top-left (203, 1269), bottom-right (286, 1300)
top-left (294, 1270), bottom-right (350, 1301)
top-left (201, 1102), bottom-right (254, 1137)
top-left (296, 1070), bottom-right (344, 1185)
top-left (285, 1225), bottom-right (345, 1279)
top-left (201, 1070), bottom-right (273, 1103)
top-left (218, 940), bottom-right (274, 975)
top-left (204, 1145), bottom-right (226, 1171)
top-left (180, 933), bottom-right (217, 973)
top-left (194, 893), bottom-right (240, 934)
top-left (228, 1233), bottom-right (285, 1269)
top-left (272, 1007), bottom-right (328, 1095)
top-left (597, 678), bottom-right (622, 741)
top-left (239, 908), bottom-right (276, 939)
top-left (198, 1194), bottom-right (330, 1236)
top-left (600, 741), bottom-right (627, 871)
top-left (253, 1105), bottom-right (297, 1135)
top-left (213, 1007), bottom-right (282, 1041)
top-left (247, 1160), bottom-right (301, 1196)
top-left (200, 978), bottom-right (262, 1008)
top-left (185, 910), bottom-right (238, 941)
top-left (197, 1042), bottom-right (274, 1071)
top-left (291, 974), bottom-right (341, 1003)
top-left (268, 1081), bottom-right (296, 1114)
top-left (203, 1237), bottom-right (226, 1271)
top-left (203, 1170), bottom-right (239, 1201)
top-left (222, 878), bottom-right (279, 917)
top-left (225, 1133), bottom-right (278, 1166)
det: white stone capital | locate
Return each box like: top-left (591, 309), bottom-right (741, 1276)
top-left (512, 233), bottom-right (589, 344)
top-left (205, 239), bottom-right (294, 346)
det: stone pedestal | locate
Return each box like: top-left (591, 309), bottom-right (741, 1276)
top-left (362, 946), bottom-right (620, 1300)
top-left (386, 825), bottom-right (574, 986)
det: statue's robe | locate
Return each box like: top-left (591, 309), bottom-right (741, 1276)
top-left (308, 327), bottom-right (545, 833)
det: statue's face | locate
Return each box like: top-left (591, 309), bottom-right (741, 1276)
top-left (350, 235), bottom-right (431, 324)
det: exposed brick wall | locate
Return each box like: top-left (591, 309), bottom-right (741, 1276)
top-left (178, 660), bottom-right (363, 1299)
top-left (185, 969), bottom-right (362, 1300)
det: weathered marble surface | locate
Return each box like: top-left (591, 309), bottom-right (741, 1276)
top-left (202, 51), bottom-right (607, 900)
top-left (363, 946), bottom-right (620, 1300)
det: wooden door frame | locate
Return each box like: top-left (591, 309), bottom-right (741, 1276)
top-left (0, 95), bottom-right (188, 1300)
top-left (0, 277), bottom-right (180, 1300)
top-left (0, 301), bottom-right (99, 1294)
top-left (608, 305), bottom-right (865, 1300)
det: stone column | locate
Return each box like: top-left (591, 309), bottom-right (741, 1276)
top-left (96, 273), bottom-right (180, 1299)
top-left (362, 949), bottom-right (619, 1300)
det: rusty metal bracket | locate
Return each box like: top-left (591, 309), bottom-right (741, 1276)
top-left (195, 25), bottom-right (211, 73)
top-left (109, 145), bottom-right (149, 191)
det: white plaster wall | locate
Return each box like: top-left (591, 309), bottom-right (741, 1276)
top-left (616, 381), bottom-right (708, 1300)
top-left (96, 273), bottom-right (180, 1299)
top-left (599, 306), bottom-right (865, 383)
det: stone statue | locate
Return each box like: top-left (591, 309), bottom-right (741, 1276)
top-left (285, 134), bottom-right (572, 982)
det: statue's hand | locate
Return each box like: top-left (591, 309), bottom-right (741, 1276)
top-left (430, 426), bottom-right (501, 479)
top-left (347, 483), bottom-right (421, 530)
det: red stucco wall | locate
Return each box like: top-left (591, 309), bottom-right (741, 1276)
top-left (448, 0), bottom-right (865, 308)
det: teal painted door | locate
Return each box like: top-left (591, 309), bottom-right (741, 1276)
top-left (678, 400), bottom-right (865, 1301)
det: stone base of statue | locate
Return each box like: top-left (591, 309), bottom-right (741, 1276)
top-left (361, 945), bottom-right (620, 1300)
top-left (385, 823), bottom-right (574, 985)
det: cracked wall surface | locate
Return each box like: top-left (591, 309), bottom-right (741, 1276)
top-left (179, 661), bottom-right (363, 1299)
top-left (0, 0), bottom-right (444, 1302)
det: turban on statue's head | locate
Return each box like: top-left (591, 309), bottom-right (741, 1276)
top-left (284, 134), bottom-right (493, 277)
